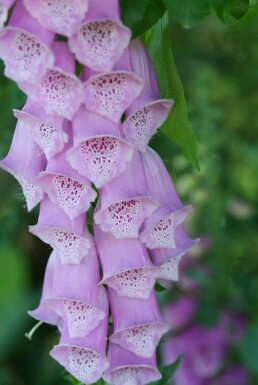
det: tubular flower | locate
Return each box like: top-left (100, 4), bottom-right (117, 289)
top-left (0, 100), bottom-right (46, 211)
top-left (67, 107), bottom-right (134, 188)
top-left (140, 147), bottom-right (197, 280)
top-left (68, 0), bottom-right (131, 71)
top-left (94, 225), bottom-right (160, 300)
top-left (108, 288), bottom-right (169, 358)
top-left (103, 344), bottom-right (161, 385)
top-left (36, 135), bottom-right (96, 220)
top-left (23, 0), bottom-right (89, 37)
top-left (122, 40), bottom-right (173, 152)
top-left (50, 286), bottom-right (109, 384)
top-left (22, 41), bottom-right (84, 119)
top-left (30, 198), bottom-right (91, 265)
top-left (0, 0), bottom-right (54, 86)
top-left (94, 151), bottom-right (158, 239)
top-left (1, 1), bottom-right (198, 384)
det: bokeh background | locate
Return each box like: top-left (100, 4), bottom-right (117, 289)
top-left (0, 12), bottom-right (258, 385)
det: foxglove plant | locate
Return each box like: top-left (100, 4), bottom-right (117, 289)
top-left (0, 1), bottom-right (197, 384)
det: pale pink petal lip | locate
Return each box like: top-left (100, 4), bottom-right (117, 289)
top-left (83, 71), bottom-right (144, 123)
top-left (24, 0), bottom-right (89, 37)
top-left (0, 27), bottom-right (54, 85)
top-left (69, 19), bottom-right (131, 72)
top-left (0, 101), bottom-right (47, 211)
top-left (103, 343), bottom-right (161, 385)
top-left (50, 287), bottom-right (109, 384)
top-left (94, 151), bottom-right (159, 238)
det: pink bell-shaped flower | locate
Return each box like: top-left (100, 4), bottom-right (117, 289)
top-left (83, 68), bottom-right (143, 123)
top-left (109, 288), bottom-right (169, 358)
top-left (28, 251), bottom-right (62, 327)
top-left (67, 107), bottom-right (134, 188)
top-left (24, 0), bottom-right (89, 37)
top-left (140, 147), bottom-right (197, 280)
top-left (36, 133), bottom-right (97, 220)
top-left (68, 0), bottom-right (131, 72)
top-left (94, 225), bottom-right (160, 300)
top-left (30, 198), bottom-right (91, 265)
top-left (122, 41), bottom-right (173, 152)
top-left (0, 100), bottom-right (46, 211)
top-left (94, 151), bottom-right (158, 239)
top-left (103, 343), bottom-right (161, 385)
top-left (50, 286), bottom-right (109, 384)
top-left (0, 0), bottom-right (54, 85)
top-left (13, 109), bottom-right (68, 161)
top-left (22, 41), bottom-right (83, 120)
top-left (44, 239), bottom-right (105, 338)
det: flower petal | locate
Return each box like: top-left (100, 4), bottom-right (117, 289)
top-left (123, 100), bottom-right (173, 152)
top-left (67, 135), bottom-right (133, 188)
top-left (24, 0), bottom-right (89, 37)
top-left (110, 322), bottom-right (169, 359)
top-left (29, 198), bottom-right (90, 264)
top-left (13, 109), bottom-right (68, 160)
top-left (22, 67), bottom-right (83, 119)
top-left (69, 20), bottom-right (130, 72)
top-left (104, 344), bottom-right (161, 385)
top-left (29, 251), bottom-right (62, 326)
top-left (51, 345), bottom-right (109, 384)
top-left (103, 267), bottom-right (159, 300)
top-left (83, 71), bottom-right (143, 123)
top-left (50, 287), bottom-right (109, 383)
top-left (140, 206), bottom-right (193, 250)
top-left (0, 27), bottom-right (54, 85)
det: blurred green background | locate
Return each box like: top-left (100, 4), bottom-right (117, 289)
top-left (0, 12), bottom-right (258, 385)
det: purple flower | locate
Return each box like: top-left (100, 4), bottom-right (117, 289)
top-left (83, 70), bottom-right (143, 123)
top-left (122, 40), bottom-right (173, 152)
top-left (0, 100), bottom-right (46, 210)
top-left (213, 366), bottom-right (249, 385)
top-left (22, 41), bottom-right (84, 119)
top-left (36, 135), bottom-right (97, 220)
top-left (163, 297), bottom-right (197, 331)
top-left (28, 251), bottom-right (63, 327)
top-left (67, 108), bottom-right (134, 188)
top-left (94, 225), bottom-right (160, 300)
top-left (103, 343), bottom-right (161, 385)
top-left (24, 0), bottom-right (89, 37)
top-left (94, 151), bottom-right (158, 238)
top-left (109, 288), bottom-right (169, 358)
top-left (163, 325), bottom-right (226, 384)
top-left (30, 198), bottom-right (91, 264)
top-left (140, 147), bottom-right (197, 280)
top-left (0, 0), bottom-right (54, 85)
top-left (13, 108), bottom-right (68, 161)
top-left (50, 286), bottom-right (109, 384)
top-left (1, 1), bottom-right (199, 383)
top-left (68, 0), bottom-right (131, 71)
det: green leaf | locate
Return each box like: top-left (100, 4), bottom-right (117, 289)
top-left (240, 324), bottom-right (258, 374)
top-left (149, 355), bottom-right (184, 385)
top-left (146, 15), bottom-right (199, 170)
top-left (155, 282), bottom-right (167, 292)
top-left (212, 0), bottom-right (250, 24)
top-left (162, 0), bottom-right (213, 28)
top-left (120, 0), bottom-right (166, 38)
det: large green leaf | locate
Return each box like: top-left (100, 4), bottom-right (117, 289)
top-left (213, 0), bottom-right (250, 24)
top-left (120, 0), bottom-right (166, 38)
top-left (149, 355), bottom-right (184, 385)
top-left (146, 16), bottom-right (199, 170)
top-left (162, 0), bottom-right (213, 28)
top-left (240, 323), bottom-right (258, 374)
